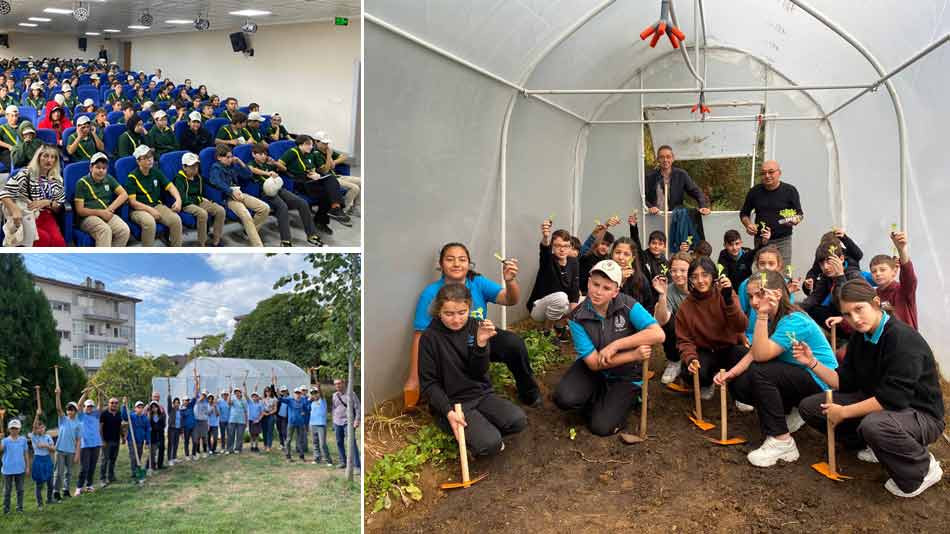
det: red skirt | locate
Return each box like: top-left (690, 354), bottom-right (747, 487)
top-left (34, 210), bottom-right (66, 247)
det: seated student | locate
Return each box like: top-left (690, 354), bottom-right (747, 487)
top-left (267, 113), bottom-right (293, 142)
top-left (578, 221), bottom-right (616, 294)
top-left (117, 115), bottom-right (148, 158)
top-left (173, 151), bottom-right (225, 247)
top-left (0, 85), bottom-right (17, 108)
top-left (420, 284), bottom-right (528, 455)
top-left (200, 102), bottom-right (216, 124)
top-left (208, 144), bottom-right (270, 247)
top-left (629, 212), bottom-right (670, 281)
top-left (675, 256), bottom-right (748, 399)
top-left (718, 229), bottom-right (754, 289)
top-left (216, 112), bottom-right (251, 147)
top-left (195, 85), bottom-right (209, 102)
top-left (803, 228), bottom-right (863, 295)
top-left (125, 145), bottom-right (184, 247)
top-left (11, 123), bottom-right (41, 169)
top-left (651, 251), bottom-right (692, 383)
top-left (181, 111), bottom-right (213, 154)
top-left (714, 270), bottom-right (838, 467)
top-left (1, 145), bottom-right (67, 247)
top-left (38, 104), bottom-right (72, 144)
top-left (276, 135), bottom-right (349, 234)
top-left (3, 78), bottom-right (19, 102)
top-left (1, 418), bottom-right (30, 514)
top-left (554, 260), bottom-right (664, 436)
top-left (89, 73), bottom-right (102, 90)
top-left (314, 132), bottom-right (361, 217)
top-left (0, 105), bottom-right (20, 167)
top-left (155, 84), bottom-right (172, 104)
top-left (243, 112), bottom-right (267, 148)
top-left (797, 279), bottom-right (944, 498)
top-left (174, 89), bottom-right (191, 110)
top-left (247, 103), bottom-right (261, 113)
top-left (218, 97), bottom-right (238, 121)
top-left (74, 152), bottom-right (130, 247)
top-left (738, 244), bottom-right (802, 346)
top-left (168, 105), bottom-right (187, 126)
top-left (247, 143), bottom-right (323, 247)
top-left (131, 87), bottom-right (148, 109)
top-left (801, 237), bottom-right (864, 328)
top-left (569, 236), bottom-right (581, 258)
top-left (81, 98), bottom-right (96, 115)
top-left (25, 82), bottom-right (45, 110)
top-left (525, 219), bottom-right (580, 341)
top-left (60, 84), bottom-right (79, 112)
top-left (145, 110), bottom-right (178, 158)
top-left (609, 237), bottom-right (657, 313)
top-left (868, 230), bottom-right (917, 330)
top-left (116, 102), bottom-right (135, 125)
top-left (104, 83), bottom-right (128, 107)
top-left (66, 115), bottom-right (105, 162)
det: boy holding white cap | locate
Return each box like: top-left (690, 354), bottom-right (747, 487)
top-left (53, 383), bottom-right (83, 501)
top-left (126, 144), bottom-right (184, 246)
top-left (1, 416), bottom-right (30, 514)
top-left (74, 152), bottom-right (130, 247)
top-left (174, 151), bottom-right (225, 246)
top-left (0, 105), bottom-right (20, 167)
top-left (145, 110), bottom-right (179, 158)
top-left (553, 259), bottom-right (666, 436)
top-left (66, 115), bottom-right (104, 162)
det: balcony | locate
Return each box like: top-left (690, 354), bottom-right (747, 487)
top-left (81, 307), bottom-right (127, 323)
top-left (82, 332), bottom-right (130, 344)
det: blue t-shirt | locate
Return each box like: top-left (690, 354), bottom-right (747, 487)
top-left (216, 399), bottom-right (230, 423)
top-left (277, 396), bottom-right (288, 417)
top-left (739, 276), bottom-right (796, 341)
top-left (208, 408), bottom-right (219, 427)
top-left (1, 436), bottom-right (28, 475)
top-left (413, 275), bottom-right (503, 331)
top-left (29, 433), bottom-right (54, 457)
top-left (56, 416), bottom-right (82, 454)
top-left (247, 400), bottom-right (263, 422)
top-left (228, 398), bottom-right (248, 424)
top-left (762, 311), bottom-right (839, 389)
top-left (308, 397), bottom-right (328, 426)
top-left (78, 409), bottom-right (102, 448)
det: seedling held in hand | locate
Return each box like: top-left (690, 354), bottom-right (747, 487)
top-left (493, 252), bottom-right (507, 263)
top-left (779, 209), bottom-right (797, 219)
top-left (828, 244), bottom-right (837, 256)
top-left (786, 265), bottom-right (794, 278)
top-left (470, 308), bottom-right (485, 321)
top-left (569, 428), bottom-right (577, 440)
top-left (660, 264), bottom-right (669, 276)
top-left (786, 331), bottom-right (798, 345)
top-left (594, 219), bottom-right (602, 227)
top-left (716, 263), bottom-right (725, 278)
top-left (759, 271), bottom-right (768, 288)
top-left (686, 235), bottom-right (693, 246)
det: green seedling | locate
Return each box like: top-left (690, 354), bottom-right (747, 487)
top-left (786, 265), bottom-right (794, 278)
top-left (594, 219), bottom-right (602, 227)
top-left (470, 308), bottom-right (485, 321)
top-left (890, 223), bottom-right (897, 234)
top-left (828, 244), bottom-right (837, 256)
top-left (716, 263), bottom-right (725, 278)
top-left (786, 331), bottom-right (798, 345)
top-left (493, 253), bottom-right (507, 263)
top-left (548, 213), bottom-right (555, 222)
top-left (686, 235), bottom-right (693, 246)
top-left (779, 208), bottom-right (797, 219)
top-left (759, 271), bottom-right (768, 287)
top-left (569, 428), bottom-right (577, 441)
top-left (660, 264), bottom-right (669, 276)
top-left (759, 221), bottom-right (768, 232)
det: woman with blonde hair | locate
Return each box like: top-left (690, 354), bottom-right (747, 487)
top-left (0, 144), bottom-right (66, 246)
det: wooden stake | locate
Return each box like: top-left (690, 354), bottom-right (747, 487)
top-left (692, 369), bottom-right (702, 420)
top-left (454, 404), bottom-right (470, 483)
top-left (826, 389), bottom-right (836, 474)
top-left (640, 356), bottom-right (650, 438)
top-left (719, 369), bottom-right (727, 442)
top-left (664, 179), bottom-right (670, 260)
top-left (54, 365), bottom-right (60, 391)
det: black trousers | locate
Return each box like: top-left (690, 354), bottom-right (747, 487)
top-left (682, 345), bottom-right (747, 387)
top-left (265, 189), bottom-right (317, 241)
top-left (799, 391), bottom-right (945, 493)
top-left (150, 432), bottom-right (165, 468)
top-left (99, 441), bottom-right (119, 483)
top-left (432, 394), bottom-right (527, 456)
top-left (729, 360), bottom-right (823, 436)
top-left (296, 175), bottom-right (343, 225)
top-left (77, 447), bottom-right (99, 489)
top-left (167, 428), bottom-right (181, 460)
top-left (276, 415), bottom-right (288, 446)
top-left (554, 359), bottom-right (640, 436)
top-left (661, 320), bottom-right (680, 362)
top-left (489, 329), bottom-right (540, 404)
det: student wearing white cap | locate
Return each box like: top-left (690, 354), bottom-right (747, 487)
top-left (81, 98), bottom-right (96, 114)
top-left (66, 115), bottom-right (104, 162)
top-left (74, 152), bottom-right (131, 247)
top-left (314, 131), bottom-right (361, 217)
top-left (181, 111), bottom-right (213, 154)
top-left (243, 112), bottom-right (267, 147)
top-left (125, 144), bottom-right (184, 246)
top-left (10, 123), bottom-right (41, 169)
top-left (145, 109), bottom-right (179, 158)
top-left (24, 82), bottom-right (45, 110)
top-left (0, 105), bottom-right (20, 168)
top-left (60, 83), bottom-right (79, 111)
top-left (53, 386), bottom-right (82, 502)
top-left (173, 151), bottom-right (225, 246)
top-left (1, 417), bottom-right (30, 514)
top-left (226, 383), bottom-right (249, 454)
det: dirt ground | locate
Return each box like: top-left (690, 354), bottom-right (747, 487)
top-left (366, 352), bottom-right (950, 534)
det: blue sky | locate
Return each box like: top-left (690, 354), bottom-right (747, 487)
top-left (24, 253), bottom-right (314, 356)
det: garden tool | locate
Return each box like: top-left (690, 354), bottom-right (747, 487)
top-left (705, 370), bottom-right (746, 445)
top-left (688, 368), bottom-right (715, 431)
top-left (620, 355), bottom-right (651, 444)
top-left (440, 404), bottom-right (488, 490)
top-left (811, 390), bottom-right (851, 481)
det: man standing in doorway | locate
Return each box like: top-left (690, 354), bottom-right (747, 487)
top-left (98, 45), bottom-right (108, 63)
top-left (645, 145), bottom-right (711, 216)
top-left (332, 379), bottom-right (360, 471)
top-left (739, 160), bottom-right (802, 266)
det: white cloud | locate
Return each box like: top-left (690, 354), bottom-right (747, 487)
top-left (113, 275), bottom-right (177, 303)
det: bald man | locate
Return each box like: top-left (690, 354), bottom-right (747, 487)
top-left (739, 160), bottom-right (803, 265)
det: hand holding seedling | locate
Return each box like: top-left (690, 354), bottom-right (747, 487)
top-left (475, 319), bottom-right (497, 347)
top-left (786, 277), bottom-right (801, 295)
top-left (825, 254), bottom-right (845, 277)
top-left (889, 230), bottom-right (907, 253)
top-left (605, 215), bottom-right (621, 227)
top-left (760, 224), bottom-right (771, 244)
top-left (540, 219), bottom-right (553, 245)
top-left (803, 278), bottom-right (814, 292)
top-left (652, 275), bottom-right (668, 295)
top-left (791, 339), bottom-right (815, 368)
top-left (620, 258), bottom-right (634, 280)
top-left (715, 272), bottom-right (732, 291)
top-left (678, 241), bottom-right (690, 253)
top-left (745, 221), bottom-right (758, 236)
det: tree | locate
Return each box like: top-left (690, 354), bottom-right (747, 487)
top-left (0, 359), bottom-right (28, 416)
top-left (223, 293), bottom-right (327, 372)
top-left (0, 254), bottom-right (86, 425)
top-left (187, 333), bottom-right (227, 361)
top-left (152, 354), bottom-right (180, 377)
top-left (90, 348), bottom-right (159, 403)
top-left (275, 253), bottom-right (360, 483)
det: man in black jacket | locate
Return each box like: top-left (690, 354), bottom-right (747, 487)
top-left (795, 279), bottom-right (944, 498)
top-left (644, 145), bottom-right (710, 216)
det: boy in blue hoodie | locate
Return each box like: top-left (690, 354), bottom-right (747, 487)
top-left (308, 385), bottom-right (332, 466)
top-left (121, 399), bottom-right (150, 483)
top-left (279, 387), bottom-right (308, 462)
top-left (207, 143), bottom-right (269, 247)
top-left (179, 394), bottom-right (197, 461)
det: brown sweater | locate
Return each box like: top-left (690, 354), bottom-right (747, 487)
top-left (675, 288), bottom-right (748, 364)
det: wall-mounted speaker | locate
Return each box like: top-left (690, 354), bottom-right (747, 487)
top-left (229, 32), bottom-right (247, 52)
top-left (78, 37), bottom-right (87, 51)
top-left (0, 34), bottom-right (9, 49)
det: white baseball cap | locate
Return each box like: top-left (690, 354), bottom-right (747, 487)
top-left (152, 110), bottom-right (167, 120)
top-left (134, 401), bottom-right (145, 407)
top-left (54, 94), bottom-right (65, 106)
top-left (314, 131), bottom-right (328, 142)
top-left (4, 105), bottom-right (18, 114)
top-left (181, 152), bottom-right (199, 166)
top-left (247, 112), bottom-right (263, 122)
top-left (21, 125), bottom-right (36, 136)
top-left (132, 145), bottom-right (153, 159)
top-left (90, 152), bottom-right (109, 165)
top-left (90, 73), bottom-right (100, 80)
top-left (29, 68), bottom-right (38, 75)
top-left (220, 390), bottom-right (230, 396)
top-left (30, 82), bottom-right (43, 90)
top-left (188, 111), bottom-right (201, 122)
top-left (590, 259), bottom-right (623, 287)
top-left (83, 98), bottom-right (95, 107)
top-left (62, 83), bottom-right (72, 92)
top-left (84, 399), bottom-right (95, 407)
top-left (8, 419), bottom-right (21, 429)
top-left (76, 115), bottom-right (91, 126)
top-left (279, 385), bottom-right (288, 392)
top-left (142, 101), bottom-right (153, 110)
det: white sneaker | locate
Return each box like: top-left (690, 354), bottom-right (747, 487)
top-left (74, 489), bottom-right (83, 497)
top-left (785, 407), bottom-right (805, 433)
top-left (747, 436), bottom-right (799, 467)
top-left (885, 454), bottom-right (943, 498)
top-left (858, 446), bottom-right (880, 463)
top-left (661, 361), bottom-right (682, 384)
top-left (735, 400), bottom-right (754, 413)
top-left (700, 385), bottom-right (715, 401)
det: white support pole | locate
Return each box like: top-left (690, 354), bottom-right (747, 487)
top-left (526, 84), bottom-right (870, 95)
top-left (638, 74), bottom-right (646, 248)
top-left (592, 114), bottom-right (824, 124)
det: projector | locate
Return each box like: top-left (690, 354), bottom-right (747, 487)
top-left (241, 22), bottom-right (258, 33)
top-left (194, 17), bottom-right (210, 31)
top-left (74, 6), bottom-right (90, 22)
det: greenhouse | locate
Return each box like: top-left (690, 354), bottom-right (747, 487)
top-left (152, 357), bottom-right (310, 406)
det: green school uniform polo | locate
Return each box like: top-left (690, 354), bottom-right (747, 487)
top-left (247, 160), bottom-right (277, 184)
top-left (117, 130), bottom-right (145, 158)
top-left (0, 123), bottom-right (19, 148)
top-left (242, 126), bottom-right (264, 143)
top-left (278, 146), bottom-right (315, 177)
top-left (146, 126), bottom-right (178, 156)
top-left (218, 109), bottom-right (234, 121)
top-left (75, 174), bottom-right (123, 215)
top-left (313, 149), bottom-right (342, 178)
top-left (126, 167), bottom-right (172, 207)
top-left (216, 125), bottom-right (241, 142)
top-left (66, 132), bottom-right (98, 161)
top-left (172, 169), bottom-right (207, 206)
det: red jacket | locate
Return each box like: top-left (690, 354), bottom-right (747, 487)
top-left (877, 259), bottom-right (918, 330)
top-left (37, 102), bottom-right (73, 142)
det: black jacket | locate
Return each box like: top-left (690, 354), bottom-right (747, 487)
top-left (181, 126), bottom-right (212, 155)
top-left (801, 260), bottom-right (864, 313)
top-left (419, 317), bottom-right (492, 416)
top-left (526, 242), bottom-right (579, 312)
top-left (717, 247), bottom-right (754, 289)
top-left (803, 234), bottom-right (864, 295)
top-left (644, 167), bottom-right (707, 209)
top-left (630, 222), bottom-right (670, 281)
top-left (579, 251), bottom-right (608, 295)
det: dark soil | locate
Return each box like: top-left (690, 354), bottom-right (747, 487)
top-left (366, 354), bottom-right (950, 534)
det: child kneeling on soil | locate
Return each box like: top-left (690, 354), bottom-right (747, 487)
top-left (419, 285), bottom-right (527, 456)
top-left (554, 260), bottom-right (665, 436)
top-left (795, 279), bottom-right (944, 498)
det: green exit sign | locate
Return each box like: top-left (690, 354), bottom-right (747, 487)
top-left (335, 17), bottom-right (349, 26)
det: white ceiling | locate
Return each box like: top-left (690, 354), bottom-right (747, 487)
top-left (0, 0), bottom-right (360, 37)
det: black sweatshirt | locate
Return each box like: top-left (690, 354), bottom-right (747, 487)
top-left (803, 234), bottom-right (864, 295)
top-left (579, 251), bottom-right (607, 295)
top-left (526, 242), bottom-right (579, 312)
top-left (739, 182), bottom-right (803, 240)
top-left (630, 222), bottom-right (670, 281)
top-left (839, 316), bottom-right (944, 422)
top-left (419, 317), bottom-right (492, 416)
top-left (717, 247), bottom-right (754, 289)
top-left (801, 260), bottom-right (864, 313)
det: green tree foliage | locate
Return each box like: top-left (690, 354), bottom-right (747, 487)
top-left (90, 348), bottom-right (160, 403)
top-left (152, 354), bottom-right (180, 377)
top-left (0, 254), bottom-right (86, 425)
top-left (0, 359), bottom-right (28, 415)
top-left (223, 293), bottom-right (325, 372)
top-left (187, 333), bottom-right (227, 361)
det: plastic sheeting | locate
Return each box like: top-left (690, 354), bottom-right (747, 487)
top-left (365, 0), bottom-right (950, 404)
top-left (151, 357), bottom-right (308, 409)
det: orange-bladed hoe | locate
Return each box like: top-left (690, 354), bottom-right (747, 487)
top-left (440, 404), bottom-right (488, 490)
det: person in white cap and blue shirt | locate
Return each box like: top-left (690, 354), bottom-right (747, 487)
top-left (226, 384), bottom-right (249, 454)
top-left (73, 152), bottom-right (130, 247)
top-left (66, 115), bottom-right (104, 162)
top-left (74, 388), bottom-right (102, 494)
top-left (1, 416), bottom-right (30, 514)
top-left (52, 385), bottom-right (83, 502)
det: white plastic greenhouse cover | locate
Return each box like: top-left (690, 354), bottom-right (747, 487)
top-left (365, 0), bottom-right (950, 405)
top-left (151, 357), bottom-right (308, 408)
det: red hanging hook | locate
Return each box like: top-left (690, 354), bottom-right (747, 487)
top-left (640, 0), bottom-right (685, 50)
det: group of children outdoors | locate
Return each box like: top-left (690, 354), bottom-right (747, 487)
top-left (408, 150), bottom-right (943, 499)
top-left (0, 374), bottom-right (361, 514)
top-left (0, 56), bottom-right (362, 247)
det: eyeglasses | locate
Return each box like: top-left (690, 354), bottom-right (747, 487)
top-left (760, 169), bottom-right (779, 176)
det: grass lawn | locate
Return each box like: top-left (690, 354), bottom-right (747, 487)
top-left (1, 441), bottom-right (360, 533)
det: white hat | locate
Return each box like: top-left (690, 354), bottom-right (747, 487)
top-left (142, 101), bottom-right (153, 111)
top-left (28, 62), bottom-right (34, 68)
top-left (54, 94), bottom-right (65, 106)
top-left (251, 391), bottom-right (260, 398)
top-left (150, 76), bottom-right (161, 83)
top-left (21, 125), bottom-right (36, 136)
top-left (293, 387), bottom-right (302, 393)
top-left (66, 402), bottom-right (79, 411)
top-left (7, 419), bottom-right (21, 429)
top-left (132, 145), bottom-right (152, 159)
top-left (247, 112), bottom-right (263, 122)
top-left (314, 131), bottom-right (328, 142)
top-left (62, 83), bottom-right (72, 92)
top-left (183, 395), bottom-right (191, 401)
top-left (4, 105), bottom-right (18, 114)
top-left (590, 259), bottom-right (623, 286)
top-left (188, 111), bottom-right (201, 122)
top-left (220, 390), bottom-right (229, 396)
top-left (134, 401), bottom-right (145, 407)
top-left (83, 98), bottom-right (95, 107)
top-left (201, 390), bottom-right (209, 396)
top-left (54, 67), bottom-right (61, 73)
top-left (279, 385), bottom-right (288, 392)
top-left (90, 152), bottom-right (108, 165)
top-left (76, 115), bottom-right (91, 126)
top-left (84, 399), bottom-right (95, 407)
top-left (152, 110), bottom-right (167, 120)
top-left (99, 58), bottom-right (107, 64)
top-left (233, 387), bottom-right (242, 392)
top-left (29, 69), bottom-right (38, 75)
top-left (90, 73), bottom-right (99, 80)
top-left (263, 176), bottom-right (283, 197)
top-left (127, 75), bottom-right (134, 81)
top-left (181, 152), bottom-right (199, 166)
top-left (30, 82), bottom-right (43, 90)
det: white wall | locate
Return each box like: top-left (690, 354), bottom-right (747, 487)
top-left (0, 32), bottom-right (121, 63)
top-left (128, 21), bottom-right (361, 154)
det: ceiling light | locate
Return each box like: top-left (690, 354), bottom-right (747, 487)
top-left (19, 23), bottom-right (39, 28)
top-left (28, 17), bottom-right (52, 22)
top-left (103, 29), bottom-right (120, 33)
top-left (85, 32), bottom-right (100, 36)
top-left (43, 8), bottom-right (74, 14)
top-left (0, 1), bottom-right (11, 16)
top-left (165, 19), bottom-right (192, 24)
top-left (128, 25), bottom-right (149, 30)
top-left (229, 10), bottom-right (271, 17)
top-left (194, 17), bottom-right (210, 31)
